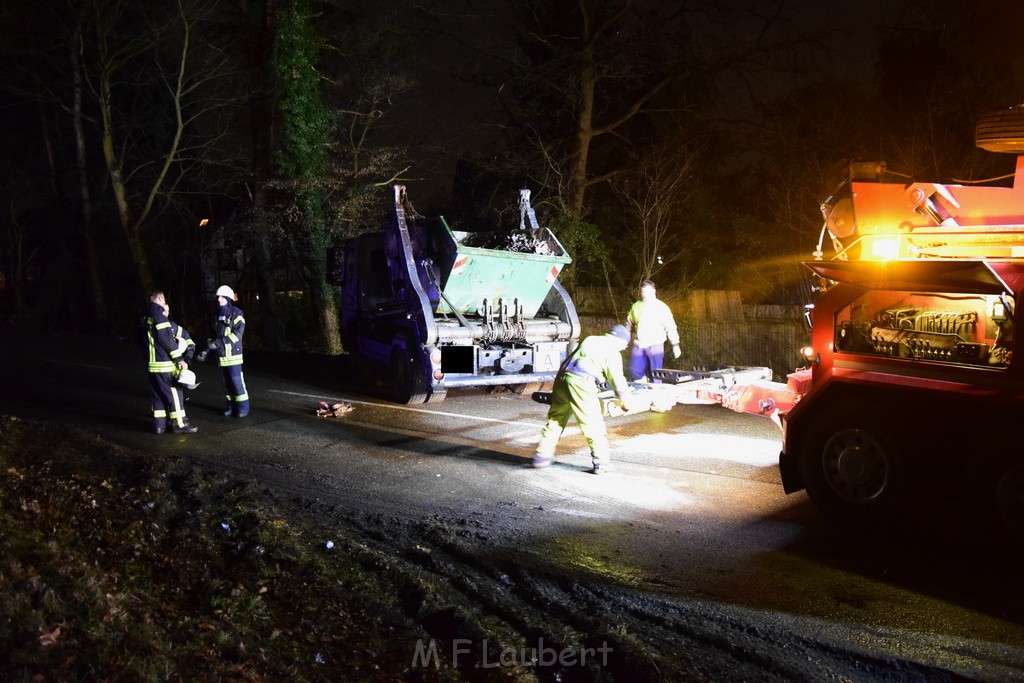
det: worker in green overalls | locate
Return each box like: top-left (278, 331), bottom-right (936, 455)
top-left (533, 324), bottom-right (634, 474)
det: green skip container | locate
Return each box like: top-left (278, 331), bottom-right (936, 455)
top-left (435, 216), bottom-right (572, 318)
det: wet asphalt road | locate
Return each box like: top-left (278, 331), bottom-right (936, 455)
top-left (2, 330), bottom-right (1024, 678)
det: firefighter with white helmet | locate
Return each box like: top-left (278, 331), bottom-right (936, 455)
top-left (141, 291), bottom-right (198, 434)
top-left (201, 284), bottom-right (250, 417)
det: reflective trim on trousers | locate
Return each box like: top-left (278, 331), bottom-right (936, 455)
top-left (149, 371), bottom-right (187, 429)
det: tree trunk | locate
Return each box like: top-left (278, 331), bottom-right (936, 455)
top-left (296, 231), bottom-right (341, 353)
top-left (127, 224), bottom-right (156, 295)
top-left (70, 25), bottom-right (107, 324)
top-left (251, 186), bottom-right (283, 350)
top-left (569, 61), bottom-right (597, 216)
top-left (313, 280), bottom-right (342, 354)
top-left (100, 67), bottom-right (145, 295)
top-left (92, 3), bottom-right (199, 302)
top-left (245, 0), bottom-right (283, 349)
top-left (30, 56), bottom-right (57, 194)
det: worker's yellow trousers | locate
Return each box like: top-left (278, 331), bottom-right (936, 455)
top-left (535, 374), bottom-right (610, 463)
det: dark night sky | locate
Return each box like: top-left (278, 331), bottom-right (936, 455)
top-left (358, 0), bottom-right (918, 197)
top-left (2, 0), bottom-right (1021, 327)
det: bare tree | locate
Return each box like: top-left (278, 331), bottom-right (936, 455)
top-left (506, 0), bottom-right (685, 216)
top-left (612, 143), bottom-right (701, 285)
top-left (83, 0), bottom-right (238, 295)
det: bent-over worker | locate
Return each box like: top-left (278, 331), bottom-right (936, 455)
top-left (532, 324), bottom-right (634, 474)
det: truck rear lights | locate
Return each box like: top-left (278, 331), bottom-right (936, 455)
top-left (801, 346), bottom-right (819, 364)
top-left (869, 237), bottom-right (898, 260)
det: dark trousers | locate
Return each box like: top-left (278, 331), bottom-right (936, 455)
top-left (219, 364), bottom-right (250, 416)
top-left (629, 344), bottom-right (665, 382)
top-left (149, 372), bottom-right (186, 430)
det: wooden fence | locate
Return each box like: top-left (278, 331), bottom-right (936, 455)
top-left (576, 289), bottom-right (810, 381)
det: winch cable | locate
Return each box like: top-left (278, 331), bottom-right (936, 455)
top-left (439, 285), bottom-right (474, 330)
top-left (427, 263), bottom-right (474, 330)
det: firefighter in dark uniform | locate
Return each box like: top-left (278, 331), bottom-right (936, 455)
top-left (143, 291), bottom-right (198, 434)
top-left (207, 285), bottom-right (250, 417)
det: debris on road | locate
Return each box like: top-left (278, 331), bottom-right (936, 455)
top-left (316, 401), bottom-right (355, 418)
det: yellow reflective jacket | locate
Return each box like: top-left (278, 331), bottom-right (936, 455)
top-left (627, 298), bottom-right (680, 347)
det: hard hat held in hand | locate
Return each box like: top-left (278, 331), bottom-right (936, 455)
top-left (215, 285), bottom-right (235, 300)
top-left (177, 368), bottom-right (200, 390)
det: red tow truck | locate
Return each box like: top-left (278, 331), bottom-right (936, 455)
top-left (779, 109), bottom-right (1024, 533)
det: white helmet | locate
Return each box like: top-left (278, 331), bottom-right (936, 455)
top-left (177, 368), bottom-right (200, 390)
top-left (215, 285), bottom-right (235, 300)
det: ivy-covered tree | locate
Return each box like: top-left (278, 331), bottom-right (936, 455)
top-left (273, 0), bottom-right (340, 352)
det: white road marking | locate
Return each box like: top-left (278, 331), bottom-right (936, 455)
top-left (543, 507), bottom-right (611, 519)
top-left (267, 389), bottom-right (543, 428)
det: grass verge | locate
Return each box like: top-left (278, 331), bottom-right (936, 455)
top-left (0, 415), bottom-right (460, 681)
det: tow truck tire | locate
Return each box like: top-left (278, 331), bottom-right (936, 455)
top-left (801, 410), bottom-right (909, 525)
top-left (976, 108), bottom-right (1024, 154)
top-left (996, 463), bottom-right (1024, 539)
top-left (391, 343), bottom-right (429, 405)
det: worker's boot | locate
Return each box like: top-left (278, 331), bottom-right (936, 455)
top-left (171, 421), bottom-right (198, 434)
top-left (531, 452), bottom-right (554, 469)
top-left (589, 459), bottom-right (611, 475)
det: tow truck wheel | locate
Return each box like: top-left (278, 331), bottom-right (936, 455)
top-left (996, 463), bottom-right (1024, 538)
top-left (802, 415), bottom-right (908, 525)
top-left (391, 344), bottom-right (429, 404)
top-left (976, 108), bottom-right (1024, 154)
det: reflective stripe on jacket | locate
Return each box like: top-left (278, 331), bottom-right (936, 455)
top-left (171, 322), bottom-right (196, 362)
top-left (215, 304), bottom-right (245, 367)
top-left (144, 301), bottom-right (182, 373)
